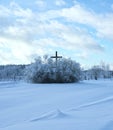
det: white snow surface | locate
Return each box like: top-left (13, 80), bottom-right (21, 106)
top-left (0, 80), bottom-right (113, 130)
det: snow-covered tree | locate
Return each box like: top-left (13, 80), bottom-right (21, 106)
top-left (25, 56), bottom-right (81, 83)
top-left (82, 63), bottom-right (113, 80)
top-left (0, 65), bottom-right (25, 81)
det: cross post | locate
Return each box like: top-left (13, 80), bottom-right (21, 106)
top-left (51, 51), bottom-right (62, 67)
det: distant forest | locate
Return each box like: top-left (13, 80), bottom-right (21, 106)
top-left (0, 65), bottom-right (26, 81)
top-left (0, 56), bottom-right (113, 82)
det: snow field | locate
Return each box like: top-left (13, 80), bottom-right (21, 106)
top-left (0, 80), bottom-right (113, 130)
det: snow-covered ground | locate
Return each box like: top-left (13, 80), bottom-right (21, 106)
top-left (0, 80), bottom-right (113, 130)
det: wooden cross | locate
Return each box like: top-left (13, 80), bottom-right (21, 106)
top-left (51, 51), bottom-right (62, 67)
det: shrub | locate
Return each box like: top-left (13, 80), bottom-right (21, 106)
top-left (25, 56), bottom-right (81, 83)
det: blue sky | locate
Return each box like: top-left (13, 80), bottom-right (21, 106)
top-left (0, 0), bottom-right (113, 69)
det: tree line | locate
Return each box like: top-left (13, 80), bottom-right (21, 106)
top-left (82, 64), bottom-right (113, 80)
top-left (0, 56), bottom-right (112, 83)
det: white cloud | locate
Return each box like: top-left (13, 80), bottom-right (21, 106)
top-left (75, 51), bottom-right (89, 59)
top-left (0, 38), bottom-right (30, 64)
top-left (37, 20), bottom-right (104, 53)
top-left (10, 2), bottom-right (33, 19)
top-left (0, 5), bottom-right (11, 17)
top-left (0, 1), bottom-right (112, 65)
top-left (55, 0), bottom-right (66, 6)
top-left (35, 0), bottom-right (46, 9)
top-left (0, 36), bottom-right (47, 64)
top-left (59, 4), bottom-right (113, 41)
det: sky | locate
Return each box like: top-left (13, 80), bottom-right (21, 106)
top-left (0, 0), bottom-right (113, 69)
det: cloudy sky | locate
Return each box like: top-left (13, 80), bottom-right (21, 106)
top-left (0, 0), bottom-right (113, 68)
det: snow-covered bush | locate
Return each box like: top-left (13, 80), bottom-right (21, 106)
top-left (25, 56), bottom-right (81, 83)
